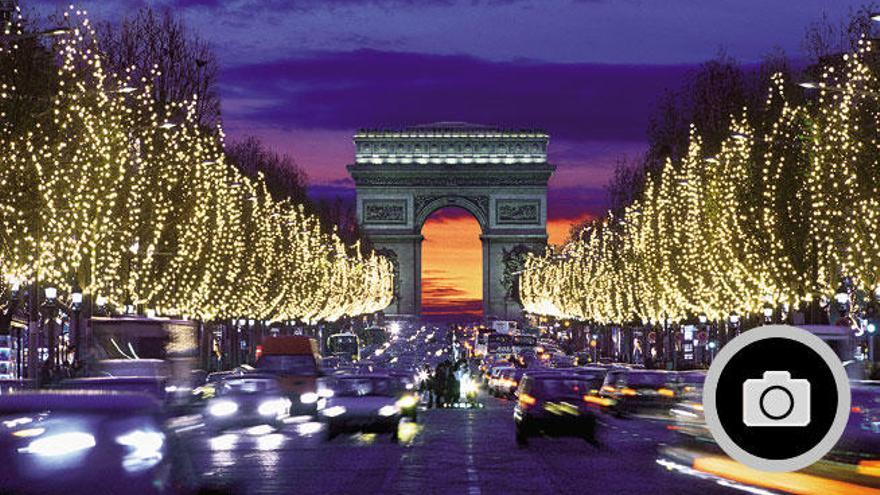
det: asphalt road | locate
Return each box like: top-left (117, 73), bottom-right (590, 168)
top-left (183, 394), bottom-right (756, 495)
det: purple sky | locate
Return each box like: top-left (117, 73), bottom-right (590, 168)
top-left (31, 0), bottom-right (867, 220)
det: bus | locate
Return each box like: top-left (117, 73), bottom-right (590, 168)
top-left (327, 332), bottom-right (360, 362)
top-left (487, 333), bottom-right (514, 355)
top-left (512, 334), bottom-right (538, 354)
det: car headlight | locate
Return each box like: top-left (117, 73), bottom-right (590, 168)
top-left (116, 429), bottom-right (165, 473)
top-left (322, 405), bottom-right (347, 417)
top-left (19, 431), bottom-right (96, 457)
top-left (378, 405), bottom-right (399, 417)
top-left (300, 392), bottom-right (319, 404)
top-left (209, 400), bottom-right (239, 417)
top-left (396, 394), bottom-right (418, 409)
top-left (258, 399), bottom-right (290, 417)
top-left (318, 389), bottom-right (335, 398)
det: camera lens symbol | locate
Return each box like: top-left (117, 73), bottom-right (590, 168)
top-left (759, 385), bottom-right (795, 420)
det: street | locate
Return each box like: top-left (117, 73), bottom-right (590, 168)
top-left (187, 396), bottom-right (747, 495)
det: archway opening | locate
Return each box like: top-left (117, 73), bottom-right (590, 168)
top-left (420, 207), bottom-right (483, 322)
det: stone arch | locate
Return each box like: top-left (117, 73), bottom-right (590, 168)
top-left (414, 195), bottom-right (489, 233)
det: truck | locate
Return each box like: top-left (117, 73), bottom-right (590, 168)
top-left (256, 336), bottom-right (323, 415)
top-left (491, 320), bottom-right (517, 335)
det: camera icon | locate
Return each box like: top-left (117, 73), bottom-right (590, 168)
top-left (743, 371), bottom-right (811, 427)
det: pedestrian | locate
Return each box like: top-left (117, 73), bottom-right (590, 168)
top-left (448, 364), bottom-right (461, 406)
top-left (433, 361), bottom-right (448, 408)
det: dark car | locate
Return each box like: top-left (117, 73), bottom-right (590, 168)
top-left (387, 370), bottom-right (419, 420)
top-left (834, 381), bottom-right (880, 464)
top-left (204, 373), bottom-right (291, 431)
top-left (59, 376), bottom-right (168, 402)
top-left (0, 391), bottom-right (193, 494)
top-left (599, 369), bottom-right (678, 417)
top-left (320, 374), bottom-right (405, 442)
top-left (513, 371), bottom-right (602, 446)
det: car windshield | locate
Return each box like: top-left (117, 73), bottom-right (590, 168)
top-left (626, 372), bottom-right (671, 387)
top-left (256, 355), bottom-right (317, 375)
top-left (218, 378), bottom-right (280, 395)
top-left (334, 377), bottom-right (399, 397)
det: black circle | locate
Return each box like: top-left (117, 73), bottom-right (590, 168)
top-left (714, 337), bottom-right (838, 460)
top-left (759, 385), bottom-right (794, 420)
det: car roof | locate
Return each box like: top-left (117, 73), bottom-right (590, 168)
top-left (336, 373), bottom-right (393, 379)
top-left (61, 376), bottom-right (164, 385)
top-left (219, 373), bottom-right (280, 382)
top-left (525, 371), bottom-right (598, 380)
top-left (0, 391), bottom-right (161, 414)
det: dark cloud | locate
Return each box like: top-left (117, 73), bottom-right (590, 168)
top-left (220, 49), bottom-right (693, 142)
top-left (421, 278), bottom-right (482, 316)
top-left (549, 185), bottom-right (608, 219)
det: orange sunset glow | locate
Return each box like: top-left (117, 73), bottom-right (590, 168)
top-left (420, 210), bottom-right (593, 316)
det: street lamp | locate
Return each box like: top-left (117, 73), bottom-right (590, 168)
top-left (763, 305), bottom-right (773, 322)
top-left (44, 287), bottom-right (57, 301)
top-left (95, 295), bottom-right (107, 307)
top-left (728, 312), bottom-right (740, 324)
top-left (698, 314), bottom-right (707, 324)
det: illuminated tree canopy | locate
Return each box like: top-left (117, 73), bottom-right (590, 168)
top-left (0, 8), bottom-right (394, 323)
top-left (521, 39), bottom-right (880, 324)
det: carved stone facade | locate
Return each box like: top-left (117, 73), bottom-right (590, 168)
top-left (348, 123), bottom-right (555, 320)
top-left (363, 200), bottom-right (407, 225)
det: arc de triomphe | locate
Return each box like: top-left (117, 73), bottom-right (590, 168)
top-left (347, 123), bottom-right (555, 320)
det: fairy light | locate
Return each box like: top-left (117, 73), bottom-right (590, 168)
top-left (520, 36), bottom-right (880, 326)
top-left (0, 8), bottom-right (394, 323)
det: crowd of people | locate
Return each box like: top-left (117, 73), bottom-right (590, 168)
top-left (419, 358), bottom-right (470, 408)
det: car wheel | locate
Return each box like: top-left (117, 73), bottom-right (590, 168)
top-left (516, 425), bottom-right (528, 447)
top-left (324, 425), bottom-right (338, 442)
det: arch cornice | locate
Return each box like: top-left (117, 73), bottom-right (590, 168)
top-left (413, 194), bottom-right (489, 232)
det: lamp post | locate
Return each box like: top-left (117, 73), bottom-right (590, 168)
top-left (70, 286), bottom-right (82, 366)
top-left (763, 305), bottom-right (774, 324)
top-left (728, 312), bottom-right (740, 340)
top-left (835, 283), bottom-right (850, 318)
top-left (698, 314), bottom-right (708, 365)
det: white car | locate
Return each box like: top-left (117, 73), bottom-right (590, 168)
top-left (320, 374), bottom-right (405, 442)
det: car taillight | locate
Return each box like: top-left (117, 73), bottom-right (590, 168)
top-left (583, 395), bottom-right (613, 407)
top-left (658, 388), bottom-right (675, 397)
top-left (620, 387), bottom-right (637, 396)
top-left (519, 393), bottom-right (537, 407)
top-left (601, 385), bottom-right (616, 394)
top-left (852, 406), bottom-right (863, 413)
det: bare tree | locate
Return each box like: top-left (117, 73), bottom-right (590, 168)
top-left (96, 7), bottom-right (220, 128)
top-left (226, 136), bottom-right (309, 205)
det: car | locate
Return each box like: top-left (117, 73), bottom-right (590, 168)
top-left (320, 374), bottom-right (405, 442)
top-left (674, 370), bottom-right (706, 401)
top-left (255, 336), bottom-right (322, 416)
top-left (513, 371), bottom-right (601, 446)
top-left (497, 368), bottom-right (527, 398)
top-left (0, 391), bottom-right (193, 494)
top-left (387, 370), bottom-right (419, 419)
top-left (487, 365), bottom-right (514, 396)
top-left (599, 369), bottom-right (678, 417)
top-left (58, 376), bottom-right (168, 402)
top-left (833, 381), bottom-right (880, 464)
top-left (204, 374), bottom-right (292, 431)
